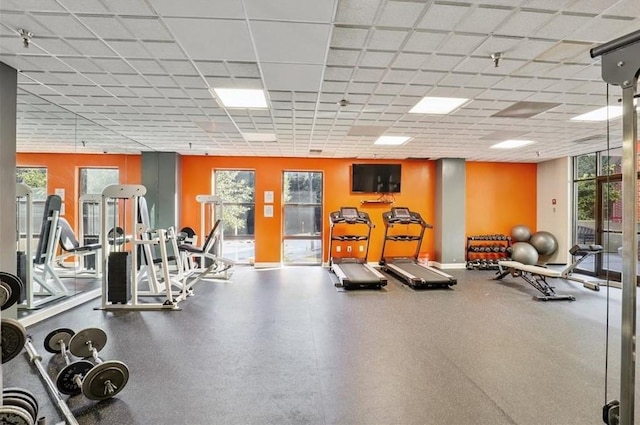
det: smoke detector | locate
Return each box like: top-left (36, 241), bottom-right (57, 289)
top-left (18, 29), bottom-right (33, 48)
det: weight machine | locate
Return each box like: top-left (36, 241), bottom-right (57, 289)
top-left (99, 184), bottom-right (182, 310)
top-left (16, 186), bottom-right (69, 309)
top-left (179, 194), bottom-right (233, 281)
top-left (590, 29), bottom-right (640, 425)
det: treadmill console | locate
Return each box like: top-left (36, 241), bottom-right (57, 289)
top-left (392, 207), bottom-right (411, 219)
top-left (341, 207), bottom-right (359, 220)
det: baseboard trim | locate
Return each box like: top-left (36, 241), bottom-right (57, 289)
top-left (254, 262), bottom-right (282, 269)
top-left (432, 262), bottom-right (467, 270)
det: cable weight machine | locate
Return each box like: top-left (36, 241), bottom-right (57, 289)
top-left (590, 29), bottom-right (640, 425)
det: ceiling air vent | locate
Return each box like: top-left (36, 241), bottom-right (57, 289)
top-left (492, 101), bottom-right (560, 118)
top-left (309, 149), bottom-right (322, 155)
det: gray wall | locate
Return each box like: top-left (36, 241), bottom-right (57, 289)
top-left (141, 152), bottom-right (181, 229)
top-left (435, 158), bottom-right (466, 265)
top-left (0, 62), bottom-right (17, 330)
top-left (0, 63), bottom-right (17, 273)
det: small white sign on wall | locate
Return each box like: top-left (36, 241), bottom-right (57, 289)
top-left (264, 205), bottom-right (274, 218)
top-left (55, 188), bottom-right (65, 200)
top-left (264, 190), bottom-right (274, 203)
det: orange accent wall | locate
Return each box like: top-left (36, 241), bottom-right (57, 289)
top-left (180, 156), bottom-right (435, 264)
top-left (16, 153), bottom-right (141, 231)
top-left (466, 162), bottom-right (537, 237)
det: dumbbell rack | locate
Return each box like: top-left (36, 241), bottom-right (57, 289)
top-left (465, 234), bottom-right (511, 270)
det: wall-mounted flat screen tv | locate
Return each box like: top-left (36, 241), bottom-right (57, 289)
top-left (351, 164), bottom-right (401, 193)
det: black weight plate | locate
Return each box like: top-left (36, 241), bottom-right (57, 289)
top-left (0, 405), bottom-right (33, 425)
top-left (1, 318), bottom-right (27, 364)
top-left (56, 360), bottom-right (93, 395)
top-left (82, 360), bottom-right (129, 401)
top-left (43, 328), bottom-right (75, 354)
top-left (3, 388), bottom-right (38, 421)
top-left (0, 272), bottom-right (22, 311)
top-left (69, 328), bottom-right (107, 358)
top-left (3, 395), bottom-right (36, 422)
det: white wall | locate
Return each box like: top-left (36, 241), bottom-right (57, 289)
top-left (537, 157), bottom-right (572, 264)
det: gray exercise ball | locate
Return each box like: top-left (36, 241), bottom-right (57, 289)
top-left (511, 225), bottom-right (531, 242)
top-left (529, 231), bottom-right (558, 256)
top-left (511, 242), bottom-right (539, 265)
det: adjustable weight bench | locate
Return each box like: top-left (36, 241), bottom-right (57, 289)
top-left (495, 244), bottom-right (604, 301)
top-left (495, 261), bottom-right (576, 301)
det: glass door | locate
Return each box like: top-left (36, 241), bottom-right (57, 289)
top-left (282, 171), bottom-right (323, 265)
top-left (596, 175), bottom-right (640, 284)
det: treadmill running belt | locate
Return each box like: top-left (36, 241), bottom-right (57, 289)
top-left (339, 262), bottom-right (380, 283)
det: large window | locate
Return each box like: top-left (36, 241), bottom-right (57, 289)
top-left (79, 168), bottom-right (119, 240)
top-left (213, 170), bottom-right (255, 263)
top-left (282, 171), bottom-right (323, 264)
top-left (16, 167), bottom-right (47, 237)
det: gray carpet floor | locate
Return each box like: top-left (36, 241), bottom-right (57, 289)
top-left (5, 266), bottom-right (636, 425)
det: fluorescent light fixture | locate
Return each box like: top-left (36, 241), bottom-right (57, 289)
top-left (374, 136), bottom-right (411, 145)
top-left (242, 132), bottom-right (276, 142)
top-left (409, 96), bottom-right (468, 114)
top-left (211, 88), bottom-right (268, 108)
top-left (490, 140), bottom-right (535, 149)
top-left (571, 106), bottom-right (622, 121)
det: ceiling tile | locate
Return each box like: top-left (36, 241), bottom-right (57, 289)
top-left (251, 21), bottom-right (331, 64)
top-left (244, 0), bottom-right (334, 22)
top-left (103, 0), bottom-right (156, 16)
top-left (367, 29), bottom-right (407, 51)
top-left (494, 10), bottom-right (554, 37)
top-left (418, 3), bottom-right (469, 31)
top-left (67, 38), bottom-right (116, 56)
top-left (148, 0), bottom-right (244, 18)
top-left (331, 27), bottom-right (369, 49)
top-left (403, 31), bottom-right (447, 53)
top-left (457, 6), bottom-right (513, 34)
top-left (377, 1), bottom-right (426, 28)
top-left (538, 13), bottom-right (594, 40)
top-left (163, 18), bottom-right (254, 61)
top-left (57, 0), bottom-right (110, 14)
top-left (360, 50), bottom-right (395, 67)
top-left (92, 58), bottom-right (136, 73)
top-left (80, 15), bottom-right (133, 39)
top-left (142, 41), bottom-right (185, 59)
top-left (107, 40), bottom-right (152, 58)
top-left (335, 0), bottom-right (381, 26)
top-left (392, 52), bottom-right (427, 70)
top-left (120, 17), bottom-right (173, 41)
top-left (569, 16), bottom-right (637, 43)
top-left (262, 63), bottom-right (323, 91)
top-left (32, 13), bottom-right (96, 38)
top-left (327, 48), bottom-right (361, 66)
top-left (439, 34), bottom-right (487, 55)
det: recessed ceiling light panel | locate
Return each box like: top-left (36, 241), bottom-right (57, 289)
top-left (490, 140), bottom-right (535, 149)
top-left (374, 136), bottom-right (411, 145)
top-left (409, 97), bottom-right (468, 114)
top-left (571, 106), bottom-right (622, 122)
top-left (211, 88), bottom-right (268, 108)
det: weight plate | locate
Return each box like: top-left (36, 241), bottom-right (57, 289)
top-left (0, 282), bottom-right (11, 308)
top-left (0, 272), bottom-right (22, 311)
top-left (0, 405), bottom-right (34, 425)
top-left (56, 360), bottom-right (93, 395)
top-left (3, 388), bottom-right (38, 421)
top-left (3, 395), bottom-right (36, 422)
top-left (1, 318), bottom-right (27, 364)
top-left (69, 328), bottom-right (107, 358)
top-left (82, 360), bottom-right (129, 401)
top-left (43, 328), bottom-right (75, 354)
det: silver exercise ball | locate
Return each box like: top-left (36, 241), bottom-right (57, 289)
top-left (511, 242), bottom-right (539, 265)
top-left (529, 231), bottom-right (558, 256)
top-left (511, 225), bottom-right (531, 242)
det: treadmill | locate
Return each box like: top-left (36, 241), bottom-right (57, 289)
top-left (328, 207), bottom-right (387, 289)
top-left (380, 207), bottom-right (456, 288)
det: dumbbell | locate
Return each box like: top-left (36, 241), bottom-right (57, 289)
top-left (68, 328), bottom-right (129, 401)
top-left (44, 328), bottom-right (94, 396)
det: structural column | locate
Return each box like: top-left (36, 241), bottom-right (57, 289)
top-left (434, 158), bottom-right (465, 266)
top-left (141, 152), bottom-right (182, 229)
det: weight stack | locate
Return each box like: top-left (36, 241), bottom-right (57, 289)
top-left (108, 251), bottom-right (131, 304)
top-left (16, 251), bottom-right (26, 303)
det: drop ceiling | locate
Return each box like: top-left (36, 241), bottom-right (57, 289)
top-left (1, 0), bottom-right (638, 162)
